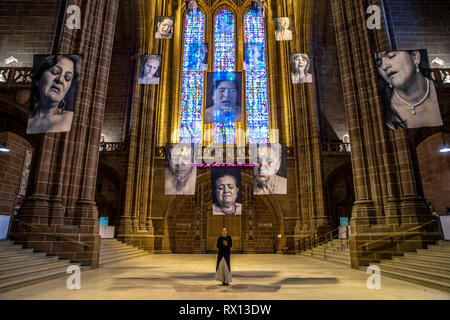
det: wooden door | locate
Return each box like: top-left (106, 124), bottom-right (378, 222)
top-left (207, 206), bottom-right (242, 252)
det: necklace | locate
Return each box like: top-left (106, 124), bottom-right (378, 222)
top-left (394, 78), bottom-right (430, 115)
top-left (223, 203), bottom-right (237, 215)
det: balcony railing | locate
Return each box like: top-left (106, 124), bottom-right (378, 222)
top-left (0, 67), bottom-right (32, 87)
top-left (99, 142), bottom-right (127, 153)
top-left (322, 142), bottom-right (351, 154)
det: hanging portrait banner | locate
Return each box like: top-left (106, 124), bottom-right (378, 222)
top-left (205, 72), bottom-right (242, 124)
top-left (244, 43), bottom-right (265, 71)
top-left (211, 167), bottom-right (242, 215)
top-left (253, 143), bottom-right (287, 195)
top-left (155, 16), bottom-right (174, 39)
top-left (274, 17), bottom-right (293, 41)
top-left (18, 150), bottom-right (32, 196)
top-left (290, 53), bottom-right (313, 83)
top-left (186, 43), bottom-right (208, 72)
top-left (138, 55), bottom-right (162, 85)
top-left (27, 54), bottom-right (82, 134)
top-left (165, 143), bottom-right (197, 195)
top-left (374, 49), bottom-right (443, 130)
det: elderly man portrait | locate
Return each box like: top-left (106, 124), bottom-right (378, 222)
top-left (211, 168), bottom-right (242, 215)
top-left (165, 144), bottom-right (197, 195)
top-left (253, 143), bottom-right (287, 195)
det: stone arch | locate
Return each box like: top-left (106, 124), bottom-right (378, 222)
top-left (95, 162), bottom-right (123, 228)
top-left (324, 161), bottom-right (354, 227)
top-left (164, 169), bottom-right (284, 253)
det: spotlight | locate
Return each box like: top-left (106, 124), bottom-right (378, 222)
top-left (439, 144), bottom-right (450, 153)
top-left (0, 142), bottom-right (10, 153)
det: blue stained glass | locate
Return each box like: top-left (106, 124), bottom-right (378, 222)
top-left (180, 11), bottom-right (205, 144)
top-left (214, 9), bottom-right (236, 144)
top-left (245, 9), bottom-right (270, 144)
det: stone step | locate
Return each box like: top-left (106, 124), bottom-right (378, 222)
top-left (300, 251), bottom-right (351, 266)
top-left (0, 265), bottom-right (89, 293)
top-left (360, 266), bottom-right (450, 293)
top-left (100, 246), bottom-right (140, 255)
top-left (0, 248), bottom-right (36, 258)
top-left (380, 259), bottom-right (450, 276)
top-left (312, 246), bottom-right (350, 255)
top-left (311, 248), bottom-right (350, 259)
top-left (100, 249), bottom-right (146, 261)
top-left (0, 257), bottom-right (63, 273)
top-left (0, 260), bottom-right (71, 282)
top-left (413, 250), bottom-right (450, 261)
top-left (378, 262), bottom-right (450, 284)
top-left (437, 241), bottom-right (450, 247)
top-left (0, 245), bottom-right (24, 252)
top-left (426, 245), bottom-right (450, 253)
top-left (0, 251), bottom-right (48, 263)
top-left (100, 251), bottom-right (147, 265)
top-left (395, 255), bottom-right (450, 269)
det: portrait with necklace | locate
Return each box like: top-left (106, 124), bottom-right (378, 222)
top-left (375, 49), bottom-right (443, 130)
top-left (27, 54), bottom-right (82, 134)
top-left (211, 168), bottom-right (242, 216)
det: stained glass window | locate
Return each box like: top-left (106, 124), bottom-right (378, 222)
top-left (179, 10), bottom-right (205, 144)
top-left (213, 9), bottom-right (236, 144)
top-left (244, 9), bottom-right (270, 143)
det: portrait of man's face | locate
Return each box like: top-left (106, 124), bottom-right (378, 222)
top-left (165, 144), bottom-right (196, 195)
top-left (253, 144), bottom-right (287, 195)
top-left (256, 145), bottom-right (281, 183)
top-left (213, 81), bottom-right (237, 110)
top-left (205, 72), bottom-right (242, 124)
top-left (276, 17), bottom-right (290, 31)
top-left (155, 16), bottom-right (174, 39)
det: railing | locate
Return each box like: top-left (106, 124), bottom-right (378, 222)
top-left (298, 227), bottom-right (347, 253)
top-left (0, 67), bottom-right (32, 87)
top-left (357, 220), bottom-right (435, 253)
top-left (13, 219), bottom-right (91, 249)
top-left (155, 145), bottom-right (295, 158)
top-left (99, 141), bottom-right (127, 153)
top-left (321, 142), bottom-right (351, 154)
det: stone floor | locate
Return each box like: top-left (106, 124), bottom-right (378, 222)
top-left (1, 254), bottom-right (449, 300)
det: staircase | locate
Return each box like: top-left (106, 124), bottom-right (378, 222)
top-left (363, 241), bottom-right (450, 292)
top-left (0, 240), bottom-right (81, 293)
top-left (300, 239), bottom-right (351, 266)
top-left (99, 238), bottom-right (148, 265)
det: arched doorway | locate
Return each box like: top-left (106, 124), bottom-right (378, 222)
top-left (95, 163), bottom-right (122, 229)
top-left (325, 162), bottom-right (354, 227)
top-left (165, 170), bottom-right (282, 254)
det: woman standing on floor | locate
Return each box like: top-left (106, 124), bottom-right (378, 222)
top-left (215, 227), bottom-right (232, 285)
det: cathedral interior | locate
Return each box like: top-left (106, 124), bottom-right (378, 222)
top-left (0, 0), bottom-right (449, 300)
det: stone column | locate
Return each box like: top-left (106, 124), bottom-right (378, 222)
top-left (331, 0), bottom-right (432, 268)
top-left (11, 0), bottom-right (119, 267)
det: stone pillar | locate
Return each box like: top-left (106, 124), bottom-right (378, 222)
top-left (119, 0), bottom-right (173, 248)
top-left (331, 0), bottom-right (433, 268)
top-left (11, 0), bottom-right (119, 267)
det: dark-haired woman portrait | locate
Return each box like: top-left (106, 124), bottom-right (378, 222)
top-left (375, 50), bottom-right (443, 129)
top-left (27, 54), bottom-right (82, 134)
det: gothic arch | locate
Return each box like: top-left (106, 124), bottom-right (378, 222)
top-left (164, 170), bottom-right (284, 253)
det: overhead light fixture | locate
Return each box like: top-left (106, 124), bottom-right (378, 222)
top-left (0, 142), bottom-right (10, 153)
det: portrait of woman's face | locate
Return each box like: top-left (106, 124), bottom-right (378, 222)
top-left (38, 57), bottom-right (74, 107)
top-left (144, 59), bottom-right (159, 77)
top-left (215, 175), bottom-right (238, 207)
top-left (376, 51), bottom-right (420, 90)
top-left (293, 54), bottom-right (307, 71)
